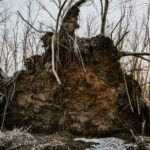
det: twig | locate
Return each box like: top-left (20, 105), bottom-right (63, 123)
top-left (35, 0), bottom-right (56, 22)
top-left (1, 95), bottom-right (8, 131)
top-left (119, 51), bottom-right (150, 63)
top-left (140, 82), bottom-right (150, 86)
top-left (55, 0), bottom-right (68, 33)
top-left (130, 129), bottom-right (146, 149)
top-left (0, 92), bottom-right (4, 101)
top-left (136, 55), bottom-right (150, 63)
top-left (123, 73), bottom-right (134, 112)
top-left (8, 144), bottom-right (33, 150)
top-left (17, 11), bottom-right (44, 33)
top-left (110, 15), bottom-right (125, 38)
top-left (115, 31), bottom-right (129, 47)
top-left (0, 75), bottom-right (17, 131)
top-left (120, 52), bottom-right (150, 57)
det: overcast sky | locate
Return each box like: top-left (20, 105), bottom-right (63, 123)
top-left (0, 0), bottom-right (149, 74)
top-left (1, 0), bottom-right (149, 37)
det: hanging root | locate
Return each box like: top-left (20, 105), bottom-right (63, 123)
top-left (41, 0), bottom-right (88, 84)
top-left (59, 0), bottom-right (87, 36)
top-left (51, 34), bottom-right (62, 85)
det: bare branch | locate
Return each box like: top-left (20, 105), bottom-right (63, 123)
top-left (119, 52), bottom-right (150, 63)
top-left (115, 31), bottom-right (128, 47)
top-left (110, 15), bottom-right (125, 38)
top-left (119, 52), bottom-right (150, 57)
top-left (17, 11), bottom-right (44, 33)
top-left (55, 0), bottom-right (68, 33)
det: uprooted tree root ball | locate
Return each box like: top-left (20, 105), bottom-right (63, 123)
top-left (0, 0), bottom-right (149, 148)
top-left (0, 35), bottom-right (148, 136)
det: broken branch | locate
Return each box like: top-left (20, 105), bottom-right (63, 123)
top-left (119, 51), bottom-right (150, 63)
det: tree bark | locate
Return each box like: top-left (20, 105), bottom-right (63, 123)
top-left (100, 0), bottom-right (109, 36)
